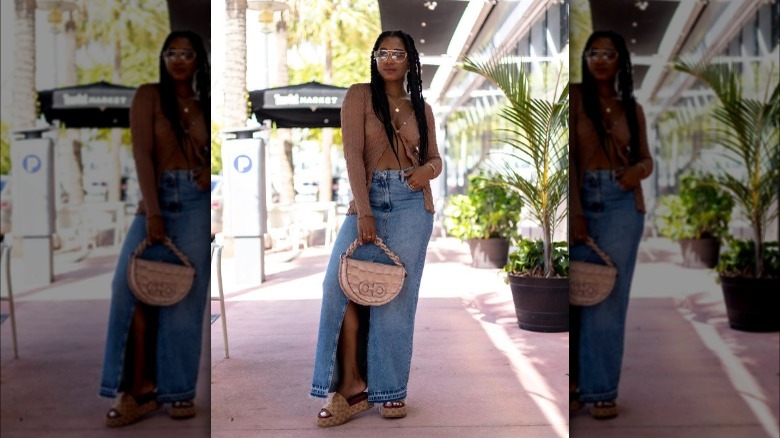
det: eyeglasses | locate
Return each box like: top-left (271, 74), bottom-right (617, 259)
top-left (163, 49), bottom-right (196, 62)
top-left (373, 49), bottom-right (407, 63)
top-left (584, 49), bottom-right (618, 63)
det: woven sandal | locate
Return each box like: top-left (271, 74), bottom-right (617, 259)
top-left (170, 400), bottom-right (196, 419)
top-left (317, 392), bottom-right (373, 427)
top-left (105, 392), bottom-right (160, 427)
top-left (591, 400), bottom-right (618, 420)
top-left (379, 400), bottom-right (407, 418)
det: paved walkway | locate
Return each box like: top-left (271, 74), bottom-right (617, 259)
top-left (570, 238), bottom-right (779, 437)
top-left (1, 237), bottom-right (777, 437)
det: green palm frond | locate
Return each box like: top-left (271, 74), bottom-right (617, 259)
top-left (463, 52), bottom-right (569, 277)
top-left (673, 58), bottom-right (780, 277)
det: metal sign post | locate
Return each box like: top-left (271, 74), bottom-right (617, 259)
top-left (221, 126), bottom-right (267, 285)
top-left (10, 127), bottom-right (56, 287)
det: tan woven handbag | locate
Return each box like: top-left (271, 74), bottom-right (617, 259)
top-left (339, 237), bottom-right (407, 306)
top-left (128, 237), bottom-right (195, 306)
top-left (569, 237), bottom-right (617, 306)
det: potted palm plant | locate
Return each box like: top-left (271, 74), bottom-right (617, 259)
top-left (655, 171), bottom-right (734, 268)
top-left (463, 54), bottom-right (569, 332)
top-left (673, 59), bottom-right (779, 332)
top-left (444, 171), bottom-right (523, 269)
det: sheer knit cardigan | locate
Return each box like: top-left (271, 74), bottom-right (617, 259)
top-left (130, 83), bottom-right (208, 216)
top-left (569, 84), bottom-right (653, 220)
top-left (342, 83), bottom-right (442, 217)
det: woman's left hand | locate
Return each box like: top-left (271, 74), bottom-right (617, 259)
top-left (403, 165), bottom-right (433, 191)
top-left (615, 165), bottom-right (643, 191)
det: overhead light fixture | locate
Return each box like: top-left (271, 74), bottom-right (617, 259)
top-left (424, 1), bottom-right (437, 11)
top-left (247, 0), bottom-right (289, 34)
top-left (635, 1), bottom-right (649, 11)
top-left (38, 1), bottom-right (76, 27)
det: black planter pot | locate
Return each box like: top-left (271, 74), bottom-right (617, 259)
top-left (467, 238), bottom-right (509, 269)
top-left (679, 237), bottom-right (720, 269)
top-left (720, 275), bottom-right (779, 332)
top-left (508, 274), bottom-right (569, 332)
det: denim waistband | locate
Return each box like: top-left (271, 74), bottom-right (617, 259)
top-left (373, 166), bottom-right (415, 182)
top-left (161, 168), bottom-right (204, 182)
top-left (584, 168), bottom-right (624, 182)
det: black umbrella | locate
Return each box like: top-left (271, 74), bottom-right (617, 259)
top-left (37, 81), bottom-right (136, 128)
top-left (249, 81), bottom-right (348, 128)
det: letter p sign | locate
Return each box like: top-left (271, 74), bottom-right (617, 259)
top-left (234, 155), bottom-right (252, 173)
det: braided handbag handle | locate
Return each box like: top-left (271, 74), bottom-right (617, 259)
top-left (133, 237), bottom-right (194, 268)
top-left (344, 237), bottom-right (405, 268)
top-left (585, 236), bottom-right (615, 268)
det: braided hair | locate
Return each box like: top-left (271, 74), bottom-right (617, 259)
top-left (158, 30), bottom-right (211, 148)
top-left (581, 30), bottom-right (640, 164)
top-left (369, 30), bottom-right (429, 165)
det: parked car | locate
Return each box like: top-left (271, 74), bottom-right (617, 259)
top-left (211, 175), bottom-right (223, 239)
top-left (0, 175), bottom-right (11, 240)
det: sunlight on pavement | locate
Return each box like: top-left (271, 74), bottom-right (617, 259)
top-left (679, 307), bottom-right (780, 438)
top-left (466, 303), bottom-right (569, 437)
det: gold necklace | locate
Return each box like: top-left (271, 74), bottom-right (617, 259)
top-left (388, 95), bottom-right (407, 113)
top-left (178, 96), bottom-right (197, 114)
top-left (599, 96), bottom-right (622, 134)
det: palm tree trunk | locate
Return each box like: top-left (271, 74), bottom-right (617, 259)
top-left (108, 37), bottom-right (122, 203)
top-left (224, 0), bottom-right (248, 129)
top-left (61, 15), bottom-right (84, 207)
top-left (753, 214), bottom-right (764, 277)
top-left (319, 38), bottom-right (333, 202)
top-left (274, 14), bottom-right (295, 204)
top-left (13, 0), bottom-right (37, 130)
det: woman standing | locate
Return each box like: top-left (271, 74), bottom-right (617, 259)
top-left (310, 30), bottom-right (442, 427)
top-left (569, 30), bottom-right (653, 419)
top-left (99, 31), bottom-right (211, 427)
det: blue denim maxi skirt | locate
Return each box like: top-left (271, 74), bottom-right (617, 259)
top-left (99, 170), bottom-right (210, 403)
top-left (310, 168), bottom-right (434, 403)
top-left (571, 169), bottom-right (645, 403)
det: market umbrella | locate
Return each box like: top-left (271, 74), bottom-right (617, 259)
top-left (37, 81), bottom-right (137, 128)
top-left (249, 81), bottom-right (348, 128)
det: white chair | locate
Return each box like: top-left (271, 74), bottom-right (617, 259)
top-left (267, 204), bottom-right (308, 251)
top-left (210, 242), bottom-right (229, 359)
top-left (293, 201), bottom-right (338, 248)
top-left (0, 243), bottom-right (19, 359)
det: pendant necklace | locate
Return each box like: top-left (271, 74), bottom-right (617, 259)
top-left (388, 94), bottom-right (406, 113)
top-left (178, 95), bottom-right (197, 114)
top-left (600, 96), bottom-right (620, 134)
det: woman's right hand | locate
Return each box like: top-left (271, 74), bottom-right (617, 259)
top-left (146, 214), bottom-right (165, 243)
top-left (357, 215), bottom-right (376, 244)
top-left (571, 214), bottom-right (588, 244)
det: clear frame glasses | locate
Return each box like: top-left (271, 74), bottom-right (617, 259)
top-left (584, 49), bottom-right (618, 63)
top-left (373, 49), bottom-right (407, 63)
top-left (163, 49), bottom-right (196, 63)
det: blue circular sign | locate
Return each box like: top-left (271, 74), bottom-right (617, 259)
top-left (22, 154), bottom-right (42, 174)
top-left (234, 155), bottom-right (252, 173)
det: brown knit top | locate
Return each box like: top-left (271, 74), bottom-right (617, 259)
top-left (341, 83), bottom-right (442, 216)
top-left (569, 83), bottom-right (653, 218)
top-left (130, 83), bottom-right (208, 216)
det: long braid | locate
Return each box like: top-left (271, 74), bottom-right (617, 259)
top-left (369, 30), bottom-right (429, 165)
top-left (581, 30), bottom-right (640, 164)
